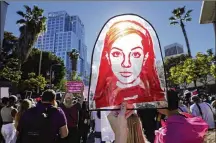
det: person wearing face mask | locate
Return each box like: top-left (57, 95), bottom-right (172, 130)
top-left (60, 92), bottom-right (84, 143)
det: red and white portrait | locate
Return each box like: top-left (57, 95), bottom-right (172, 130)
top-left (89, 14), bottom-right (166, 109)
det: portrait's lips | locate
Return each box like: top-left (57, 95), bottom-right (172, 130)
top-left (120, 71), bottom-right (132, 77)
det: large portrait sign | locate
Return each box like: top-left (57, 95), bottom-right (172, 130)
top-left (88, 14), bottom-right (167, 110)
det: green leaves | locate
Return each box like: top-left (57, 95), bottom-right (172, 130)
top-left (169, 6), bottom-right (192, 24)
top-left (22, 72), bottom-right (47, 91)
top-left (0, 58), bottom-right (22, 84)
top-left (68, 49), bottom-right (80, 60)
top-left (169, 49), bottom-right (216, 88)
top-left (16, 5), bottom-right (47, 64)
top-left (210, 64), bottom-right (216, 78)
top-left (170, 21), bottom-right (179, 25)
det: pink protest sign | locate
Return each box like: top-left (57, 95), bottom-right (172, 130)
top-left (66, 81), bottom-right (84, 93)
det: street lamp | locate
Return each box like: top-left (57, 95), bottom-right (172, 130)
top-left (49, 64), bottom-right (61, 88)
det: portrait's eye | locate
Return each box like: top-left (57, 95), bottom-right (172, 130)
top-left (111, 51), bottom-right (122, 57)
top-left (132, 52), bottom-right (141, 58)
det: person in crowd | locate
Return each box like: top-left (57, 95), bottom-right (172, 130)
top-left (14, 99), bottom-right (32, 129)
top-left (28, 98), bottom-right (36, 107)
top-left (108, 102), bottom-right (150, 143)
top-left (17, 89), bottom-right (68, 143)
top-left (178, 100), bottom-right (189, 113)
top-left (190, 95), bottom-right (215, 129)
top-left (211, 97), bottom-right (216, 109)
top-left (0, 97), bottom-right (9, 143)
top-left (1, 106), bottom-right (17, 143)
top-left (91, 111), bottom-right (105, 143)
top-left (79, 101), bottom-right (90, 143)
top-left (203, 95), bottom-right (211, 104)
top-left (60, 93), bottom-right (83, 143)
top-left (155, 90), bottom-right (208, 143)
top-left (1, 96), bottom-right (18, 142)
top-left (137, 109), bottom-right (157, 143)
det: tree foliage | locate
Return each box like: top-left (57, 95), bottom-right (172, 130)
top-left (68, 49), bottom-right (79, 71)
top-left (0, 58), bottom-right (22, 84)
top-left (21, 72), bottom-right (47, 91)
top-left (164, 54), bottom-right (189, 86)
top-left (169, 6), bottom-right (193, 57)
top-left (169, 49), bottom-right (216, 89)
top-left (16, 5), bottom-right (47, 64)
top-left (21, 48), bottom-right (66, 87)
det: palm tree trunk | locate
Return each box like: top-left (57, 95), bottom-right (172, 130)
top-left (180, 20), bottom-right (191, 57)
top-left (72, 59), bottom-right (77, 71)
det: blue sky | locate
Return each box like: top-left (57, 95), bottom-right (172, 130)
top-left (4, 1), bottom-right (215, 62)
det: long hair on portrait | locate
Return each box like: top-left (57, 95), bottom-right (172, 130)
top-left (94, 20), bottom-right (163, 101)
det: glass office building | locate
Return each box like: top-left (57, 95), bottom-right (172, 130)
top-left (164, 43), bottom-right (184, 57)
top-left (35, 11), bottom-right (88, 82)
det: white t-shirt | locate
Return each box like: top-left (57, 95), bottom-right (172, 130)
top-left (179, 105), bottom-right (189, 113)
top-left (190, 102), bottom-right (215, 129)
top-left (91, 111), bottom-right (101, 132)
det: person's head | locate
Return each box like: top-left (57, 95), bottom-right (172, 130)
top-left (191, 95), bottom-right (201, 104)
top-left (95, 19), bottom-right (162, 92)
top-left (1, 97), bottom-right (9, 106)
top-left (41, 89), bottom-right (56, 105)
top-left (63, 93), bottom-right (74, 106)
top-left (158, 90), bottom-right (179, 116)
top-left (8, 95), bottom-right (18, 106)
top-left (20, 99), bottom-right (32, 112)
top-left (127, 114), bottom-right (147, 143)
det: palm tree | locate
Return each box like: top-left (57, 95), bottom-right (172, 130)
top-left (16, 5), bottom-right (46, 65)
top-left (68, 49), bottom-right (79, 72)
top-left (169, 6), bottom-right (193, 57)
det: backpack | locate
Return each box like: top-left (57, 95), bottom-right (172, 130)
top-left (19, 105), bottom-right (58, 143)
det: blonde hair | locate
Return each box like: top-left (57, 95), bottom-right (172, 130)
top-left (127, 114), bottom-right (149, 143)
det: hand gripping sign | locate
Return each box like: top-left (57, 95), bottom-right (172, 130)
top-left (88, 14), bottom-right (167, 110)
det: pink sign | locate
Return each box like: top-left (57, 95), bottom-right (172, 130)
top-left (66, 81), bottom-right (84, 93)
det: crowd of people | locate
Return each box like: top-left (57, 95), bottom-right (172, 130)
top-left (0, 89), bottom-right (215, 143)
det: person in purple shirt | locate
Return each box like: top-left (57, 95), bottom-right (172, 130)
top-left (16, 90), bottom-right (68, 143)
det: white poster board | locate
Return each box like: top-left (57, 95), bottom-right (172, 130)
top-left (0, 87), bottom-right (9, 98)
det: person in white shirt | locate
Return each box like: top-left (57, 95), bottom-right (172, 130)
top-left (178, 100), bottom-right (189, 113)
top-left (91, 111), bottom-right (105, 143)
top-left (190, 95), bottom-right (215, 129)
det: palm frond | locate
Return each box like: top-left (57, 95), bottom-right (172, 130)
top-left (179, 6), bottom-right (186, 15)
top-left (183, 9), bottom-right (193, 19)
top-left (169, 16), bottom-right (176, 21)
top-left (185, 18), bottom-right (192, 22)
top-left (170, 21), bottom-right (179, 25)
top-left (16, 19), bottom-right (26, 25)
top-left (17, 11), bottom-right (25, 17)
top-left (24, 5), bottom-right (32, 14)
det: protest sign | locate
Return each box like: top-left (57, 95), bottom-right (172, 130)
top-left (66, 81), bottom-right (84, 93)
top-left (88, 14), bottom-right (167, 110)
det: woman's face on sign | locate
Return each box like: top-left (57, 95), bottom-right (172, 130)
top-left (109, 33), bottom-right (145, 84)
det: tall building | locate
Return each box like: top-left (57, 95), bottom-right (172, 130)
top-left (164, 43), bottom-right (184, 57)
top-left (35, 11), bottom-right (88, 82)
top-left (0, 1), bottom-right (9, 48)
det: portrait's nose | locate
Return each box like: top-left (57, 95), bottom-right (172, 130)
top-left (121, 54), bottom-right (131, 68)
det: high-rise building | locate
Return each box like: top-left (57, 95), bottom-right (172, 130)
top-left (0, 1), bottom-right (9, 48)
top-left (35, 11), bottom-right (88, 83)
top-left (164, 43), bottom-right (184, 57)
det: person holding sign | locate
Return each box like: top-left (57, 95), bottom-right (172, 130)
top-left (92, 15), bottom-right (165, 108)
top-left (108, 102), bottom-right (150, 143)
top-left (60, 90), bottom-right (84, 143)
